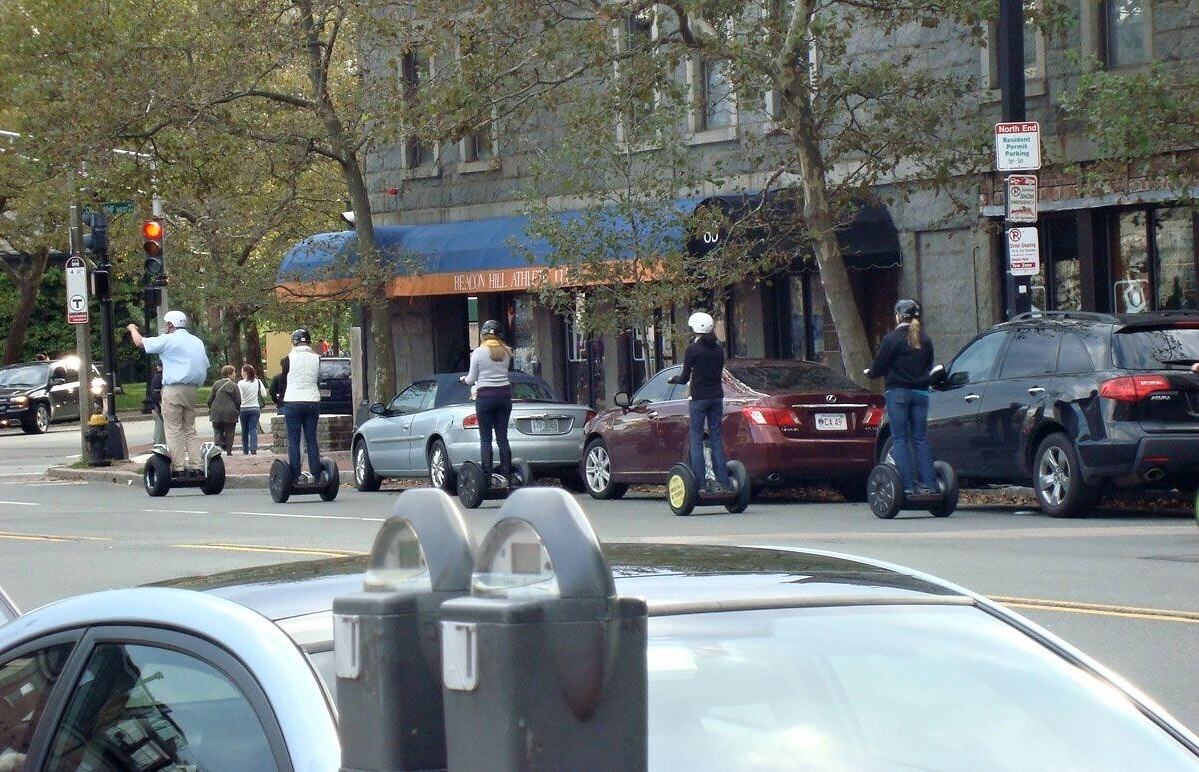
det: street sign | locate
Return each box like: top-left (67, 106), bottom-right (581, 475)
top-left (1007, 227), bottom-right (1041, 276)
top-left (102, 200), bottom-right (135, 215)
top-left (65, 255), bottom-right (89, 324)
top-left (995, 121), bottom-right (1041, 171)
top-left (1006, 174), bottom-right (1038, 222)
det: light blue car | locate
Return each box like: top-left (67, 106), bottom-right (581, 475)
top-left (351, 371), bottom-right (594, 493)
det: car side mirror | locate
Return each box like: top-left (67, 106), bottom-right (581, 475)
top-left (369, 402), bottom-right (387, 416)
top-left (945, 371), bottom-right (969, 389)
top-left (928, 364), bottom-right (947, 387)
top-left (50, 377), bottom-right (66, 386)
top-left (614, 391), bottom-right (631, 408)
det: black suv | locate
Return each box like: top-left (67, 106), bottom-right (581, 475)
top-left (0, 358), bottom-right (101, 434)
top-left (317, 357), bottom-right (352, 415)
top-left (876, 311), bottom-right (1199, 517)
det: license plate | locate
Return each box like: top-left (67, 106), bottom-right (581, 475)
top-left (319, 388), bottom-right (331, 397)
top-left (815, 413), bottom-right (847, 431)
top-left (531, 418), bottom-right (560, 434)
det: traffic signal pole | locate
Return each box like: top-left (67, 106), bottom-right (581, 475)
top-left (86, 211), bottom-right (129, 460)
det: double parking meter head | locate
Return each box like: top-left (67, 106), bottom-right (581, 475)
top-left (441, 487), bottom-right (649, 771)
top-left (334, 489), bottom-right (475, 772)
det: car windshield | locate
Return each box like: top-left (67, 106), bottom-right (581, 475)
top-left (0, 364), bottom-right (49, 388)
top-left (645, 605), bottom-right (1198, 771)
top-left (1114, 327), bottom-right (1199, 370)
top-left (319, 359), bottom-right (351, 378)
top-left (307, 603), bottom-right (1197, 770)
top-left (436, 379), bottom-right (557, 406)
top-left (728, 363), bottom-right (861, 393)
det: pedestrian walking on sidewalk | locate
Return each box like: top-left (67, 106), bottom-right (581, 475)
top-left (127, 311), bottom-right (209, 475)
top-left (208, 365), bottom-right (241, 455)
top-left (237, 364), bottom-right (269, 455)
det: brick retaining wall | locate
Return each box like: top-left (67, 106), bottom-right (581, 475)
top-left (271, 414), bottom-right (355, 453)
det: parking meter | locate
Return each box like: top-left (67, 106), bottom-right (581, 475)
top-left (334, 489), bottom-right (475, 772)
top-left (440, 488), bottom-right (648, 771)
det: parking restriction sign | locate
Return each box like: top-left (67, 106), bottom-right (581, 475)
top-left (1007, 227), bottom-right (1041, 276)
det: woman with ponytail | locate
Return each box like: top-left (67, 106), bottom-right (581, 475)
top-left (461, 320), bottom-right (515, 486)
top-left (866, 299), bottom-right (938, 496)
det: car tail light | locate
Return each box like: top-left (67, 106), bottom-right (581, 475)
top-left (863, 406), bottom-right (885, 428)
top-left (741, 406), bottom-right (797, 426)
top-left (462, 414), bottom-right (479, 429)
top-left (1099, 375), bottom-right (1171, 403)
top-left (584, 410), bottom-right (597, 425)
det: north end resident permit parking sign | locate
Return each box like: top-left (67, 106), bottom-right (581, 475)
top-left (1007, 227), bottom-right (1041, 276)
top-left (995, 122), bottom-right (1041, 171)
top-left (65, 255), bottom-right (89, 324)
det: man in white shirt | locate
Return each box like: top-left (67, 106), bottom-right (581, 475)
top-left (283, 328), bottom-right (323, 482)
top-left (128, 311), bottom-right (209, 475)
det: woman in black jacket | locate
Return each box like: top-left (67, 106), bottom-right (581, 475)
top-left (668, 311), bottom-right (732, 494)
top-left (866, 299), bottom-right (938, 496)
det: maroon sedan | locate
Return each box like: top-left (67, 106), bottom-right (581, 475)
top-left (581, 359), bottom-right (884, 500)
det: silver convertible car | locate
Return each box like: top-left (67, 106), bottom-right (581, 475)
top-left (351, 372), bottom-right (594, 493)
top-left (2, 538), bottom-right (1197, 770)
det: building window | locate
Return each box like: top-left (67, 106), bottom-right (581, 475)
top-left (1154, 207), bottom-right (1198, 310)
top-left (982, 2), bottom-right (1044, 91)
top-left (456, 34), bottom-right (500, 170)
top-left (1110, 206), bottom-right (1197, 313)
top-left (400, 51), bottom-right (438, 172)
top-left (701, 60), bottom-right (734, 130)
top-left (615, 11), bottom-right (660, 145)
top-left (462, 126), bottom-right (495, 163)
top-left (1102, 0), bottom-right (1149, 68)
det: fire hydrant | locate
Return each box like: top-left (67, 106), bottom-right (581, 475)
top-left (86, 414), bottom-right (112, 467)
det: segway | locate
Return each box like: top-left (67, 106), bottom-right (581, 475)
top-left (666, 441), bottom-right (751, 516)
top-left (143, 442), bottom-right (226, 497)
top-left (867, 460), bottom-right (958, 519)
top-left (269, 457), bottom-right (340, 503)
top-left (456, 457), bottom-right (532, 509)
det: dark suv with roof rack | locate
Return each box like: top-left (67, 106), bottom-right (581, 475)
top-left (876, 311), bottom-right (1199, 517)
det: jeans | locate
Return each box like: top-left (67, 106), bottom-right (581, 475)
top-left (886, 388), bottom-right (938, 492)
top-left (284, 401), bottom-right (322, 480)
top-left (475, 392), bottom-right (513, 476)
top-left (689, 398), bottom-right (731, 486)
top-left (240, 409), bottom-right (261, 454)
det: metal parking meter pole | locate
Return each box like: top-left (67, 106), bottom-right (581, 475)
top-left (440, 488), bottom-right (648, 771)
top-left (333, 489), bottom-right (476, 772)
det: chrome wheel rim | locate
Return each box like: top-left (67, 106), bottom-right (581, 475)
top-left (354, 446), bottom-right (366, 484)
top-left (430, 446), bottom-right (447, 487)
top-left (585, 445), bottom-right (610, 492)
top-left (1038, 446), bottom-right (1069, 506)
top-left (36, 406), bottom-right (49, 432)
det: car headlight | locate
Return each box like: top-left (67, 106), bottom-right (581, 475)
top-left (11, 396), bottom-right (27, 405)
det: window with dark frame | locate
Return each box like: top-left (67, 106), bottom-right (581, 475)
top-left (1101, 0), bottom-right (1148, 68)
top-left (701, 60), bottom-right (734, 130)
top-left (400, 51), bottom-right (435, 169)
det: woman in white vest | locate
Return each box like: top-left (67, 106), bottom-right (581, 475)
top-left (283, 328), bottom-right (323, 482)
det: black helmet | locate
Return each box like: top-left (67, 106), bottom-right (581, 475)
top-left (291, 328), bottom-right (311, 345)
top-left (480, 319), bottom-right (502, 337)
top-left (894, 299), bottom-right (921, 320)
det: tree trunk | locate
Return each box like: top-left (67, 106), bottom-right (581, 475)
top-left (243, 316), bottom-right (264, 380)
top-left (2, 249), bottom-right (51, 364)
top-left (222, 312), bottom-right (244, 372)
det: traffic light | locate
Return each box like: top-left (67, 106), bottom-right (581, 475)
top-left (142, 218), bottom-right (165, 277)
top-left (82, 210), bottom-right (108, 256)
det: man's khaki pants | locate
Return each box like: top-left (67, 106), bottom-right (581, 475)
top-left (161, 384), bottom-right (202, 471)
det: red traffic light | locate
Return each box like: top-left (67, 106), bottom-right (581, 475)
top-left (142, 218), bottom-right (165, 259)
top-left (142, 220), bottom-right (163, 240)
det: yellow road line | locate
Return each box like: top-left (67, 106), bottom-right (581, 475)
top-left (174, 543), bottom-right (362, 558)
top-left (0, 531), bottom-right (110, 543)
top-left (991, 595), bottom-right (1199, 624)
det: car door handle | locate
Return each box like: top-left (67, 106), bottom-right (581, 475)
top-left (964, 393), bottom-right (981, 403)
top-left (648, 411), bottom-right (659, 419)
top-left (1027, 387), bottom-right (1046, 396)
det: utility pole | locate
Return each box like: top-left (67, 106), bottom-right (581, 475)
top-left (68, 204), bottom-right (92, 466)
top-left (84, 209), bottom-right (129, 460)
top-left (998, 0), bottom-right (1034, 318)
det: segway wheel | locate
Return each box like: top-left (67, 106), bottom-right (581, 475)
top-left (667, 463), bottom-right (698, 516)
top-left (725, 460), bottom-right (751, 514)
top-left (928, 461), bottom-right (959, 518)
top-left (867, 464), bottom-right (903, 519)
top-left (269, 460), bottom-right (292, 504)
top-left (320, 458), bottom-right (340, 502)
top-left (457, 461), bottom-right (486, 509)
top-left (144, 455), bottom-right (171, 497)
top-left (511, 458), bottom-right (532, 488)
top-left (201, 457), bottom-right (226, 495)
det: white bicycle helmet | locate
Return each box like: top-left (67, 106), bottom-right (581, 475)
top-left (688, 311), bottom-right (715, 334)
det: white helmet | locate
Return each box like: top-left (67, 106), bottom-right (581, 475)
top-left (688, 311), bottom-right (714, 334)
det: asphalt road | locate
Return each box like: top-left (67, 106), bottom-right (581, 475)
top-left (0, 425), bottom-right (1197, 729)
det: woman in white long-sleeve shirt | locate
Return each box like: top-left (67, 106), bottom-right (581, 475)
top-left (460, 320), bottom-right (513, 484)
top-left (236, 365), bottom-right (269, 454)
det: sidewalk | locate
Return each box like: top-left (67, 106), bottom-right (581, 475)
top-left (47, 427), bottom-right (349, 489)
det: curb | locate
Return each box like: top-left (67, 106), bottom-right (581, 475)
top-left (46, 465), bottom-right (271, 489)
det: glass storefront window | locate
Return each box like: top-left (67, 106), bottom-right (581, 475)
top-left (788, 276), bottom-right (807, 360)
top-left (510, 295), bottom-right (537, 374)
top-left (1112, 210), bottom-right (1151, 313)
top-left (809, 278), bottom-right (828, 362)
top-left (1155, 207), bottom-right (1198, 310)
